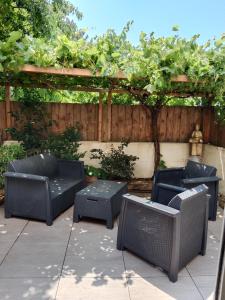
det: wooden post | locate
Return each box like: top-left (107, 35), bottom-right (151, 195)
top-left (5, 83), bottom-right (11, 137)
top-left (107, 91), bottom-right (112, 141)
top-left (98, 92), bottom-right (103, 142)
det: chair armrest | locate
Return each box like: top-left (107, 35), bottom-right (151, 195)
top-left (152, 167), bottom-right (185, 199)
top-left (182, 176), bottom-right (221, 185)
top-left (4, 172), bottom-right (48, 182)
top-left (153, 183), bottom-right (186, 205)
top-left (122, 193), bottom-right (180, 217)
top-left (58, 160), bottom-right (85, 180)
top-left (156, 167), bottom-right (185, 174)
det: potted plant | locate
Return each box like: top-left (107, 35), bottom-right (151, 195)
top-left (90, 140), bottom-right (139, 182)
top-left (0, 144), bottom-right (25, 204)
top-left (85, 165), bottom-right (107, 184)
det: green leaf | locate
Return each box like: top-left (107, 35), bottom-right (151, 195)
top-left (8, 31), bottom-right (23, 43)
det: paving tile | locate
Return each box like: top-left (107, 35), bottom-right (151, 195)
top-left (124, 251), bottom-right (189, 278)
top-left (56, 277), bottom-right (130, 300)
top-left (0, 239), bottom-right (68, 278)
top-left (19, 220), bottom-right (71, 245)
top-left (128, 276), bottom-right (203, 300)
top-left (208, 208), bottom-right (224, 241)
top-left (198, 288), bottom-right (214, 300)
top-left (63, 251), bottom-right (125, 278)
top-left (0, 277), bottom-right (58, 300)
top-left (192, 276), bottom-right (216, 300)
top-left (192, 275), bottom-right (216, 288)
top-left (187, 237), bottom-right (220, 276)
top-left (63, 219), bottom-right (124, 278)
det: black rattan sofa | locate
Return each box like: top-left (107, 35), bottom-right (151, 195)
top-left (4, 153), bottom-right (85, 225)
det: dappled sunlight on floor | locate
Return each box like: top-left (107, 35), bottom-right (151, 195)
top-left (0, 204), bottom-right (223, 299)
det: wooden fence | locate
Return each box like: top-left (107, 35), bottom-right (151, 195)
top-left (0, 101), bottom-right (224, 146)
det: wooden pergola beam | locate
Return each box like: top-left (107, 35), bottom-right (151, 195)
top-left (20, 64), bottom-right (192, 83)
top-left (21, 64), bottom-right (127, 79)
top-left (0, 82), bottom-right (130, 94)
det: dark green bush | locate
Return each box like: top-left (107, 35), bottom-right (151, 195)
top-left (90, 141), bottom-right (139, 180)
top-left (43, 126), bottom-right (85, 160)
top-left (0, 144), bottom-right (26, 189)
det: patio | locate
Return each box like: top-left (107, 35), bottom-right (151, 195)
top-left (0, 203), bottom-right (223, 300)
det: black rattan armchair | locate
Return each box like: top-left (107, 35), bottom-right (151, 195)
top-left (152, 160), bottom-right (220, 220)
top-left (117, 184), bottom-right (209, 282)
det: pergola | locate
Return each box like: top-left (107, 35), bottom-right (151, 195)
top-left (0, 64), bottom-right (206, 142)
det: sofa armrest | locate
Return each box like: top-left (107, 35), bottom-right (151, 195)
top-left (4, 172), bottom-right (52, 225)
top-left (58, 160), bottom-right (85, 180)
top-left (4, 172), bottom-right (48, 182)
top-left (182, 176), bottom-right (221, 185)
top-left (153, 183), bottom-right (186, 205)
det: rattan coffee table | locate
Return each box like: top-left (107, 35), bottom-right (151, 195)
top-left (73, 180), bottom-right (127, 229)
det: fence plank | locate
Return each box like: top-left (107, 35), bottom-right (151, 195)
top-left (0, 102), bottom-right (6, 140)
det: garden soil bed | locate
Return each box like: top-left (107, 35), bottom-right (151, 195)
top-left (219, 194), bottom-right (225, 209)
top-left (0, 189), bottom-right (4, 205)
top-left (128, 178), bottom-right (152, 192)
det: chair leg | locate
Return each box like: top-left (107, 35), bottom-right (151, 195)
top-left (73, 213), bottom-right (80, 223)
top-left (46, 218), bottom-right (53, 226)
top-left (200, 249), bottom-right (206, 256)
top-left (5, 211), bottom-right (12, 218)
top-left (5, 212), bottom-right (12, 219)
top-left (106, 218), bottom-right (113, 229)
top-left (168, 271), bottom-right (178, 283)
top-left (117, 238), bottom-right (125, 250)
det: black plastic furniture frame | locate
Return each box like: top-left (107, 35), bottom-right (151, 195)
top-left (74, 180), bottom-right (127, 229)
top-left (4, 153), bottom-right (85, 225)
top-left (117, 183), bottom-right (209, 282)
top-left (152, 159), bottom-right (220, 220)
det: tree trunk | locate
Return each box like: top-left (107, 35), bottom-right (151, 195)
top-left (150, 106), bottom-right (161, 173)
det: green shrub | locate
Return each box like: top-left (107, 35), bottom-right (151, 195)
top-left (90, 141), bottom-right (139, 180)
top-left (0, 144), bottom-right (26, 189)
top-left (43, 126), bottom-right (85, 160)
top-left (158, 154), bottom-right (167, 170)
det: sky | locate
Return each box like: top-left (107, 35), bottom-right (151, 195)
top-left (72, 0), bottom-right (225, 44)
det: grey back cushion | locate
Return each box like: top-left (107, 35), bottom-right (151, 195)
top-left (185, 160), bottom-right (216, 178)
top-left (8, 154), bottom-right (58, 178)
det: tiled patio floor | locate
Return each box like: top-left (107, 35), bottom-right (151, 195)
top-left (0, 205), bottom-right (223, 300)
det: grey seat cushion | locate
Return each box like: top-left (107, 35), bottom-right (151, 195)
top-left (49, 177), bottom-right (82, 199)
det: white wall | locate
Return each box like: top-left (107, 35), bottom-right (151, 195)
top-left (80, 142), bottom-right (225, 194)
top-left (203, 144), bottom-right (225, 195)
top-left (79, 142), bottom-right (190, 178)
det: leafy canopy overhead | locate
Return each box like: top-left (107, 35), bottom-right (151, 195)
top-left (0, 10), bottom-right (224, 108)
top-left (0, 0), bottom-right (83, 40)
